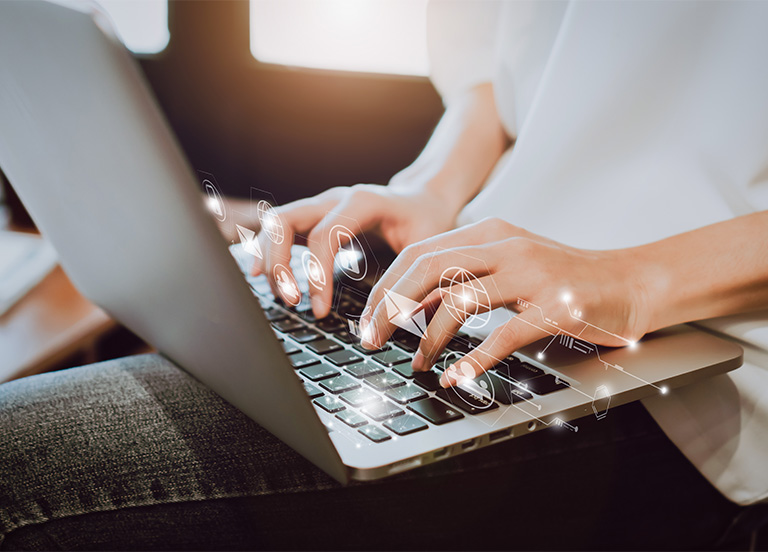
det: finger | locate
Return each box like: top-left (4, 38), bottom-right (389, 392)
top-left (367, 248), bottom-right (495, 348)
top-left (260, 195), bottom-right (337, 300)
top-left (440, 307), bottom-right (551, 388)
top-left (305, 191), bottom-right (383, 318)
top-left (411, 301), bottom-right (463, 371)
top-left (363, 217), bottom-right (543, 317)
top-left (364, 224), bottom-right (491, 316)
top-left (412, 275), bottom-right (500, 370)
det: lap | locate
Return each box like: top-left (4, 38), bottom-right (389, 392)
top-left (0, 354), bottom-right (740, 550)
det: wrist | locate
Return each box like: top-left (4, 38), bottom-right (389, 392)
top-left (388, 172), bottom-right (468, 221)
top-left (623, 244), bottom-right (672, 335)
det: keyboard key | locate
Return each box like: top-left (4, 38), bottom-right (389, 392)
top-left (336, 410), bottom-right (368, 428)
top-left (522, 374), bottom-right (570, 395)
top-left (289, 352), bottom-right (320, 369)
top-left (338, 299), bottom-right (365, 317)
top-left (413, 369), bottom-right (442, 392)
top-left (316, 315), bottom-right (346, 333)
top-left (314, 395), bottom-right (345, 413)
top-left (385, 384), bottom-right (428, 405)
top-left (282, 340), bottom-right (301, 355)
top-left (361, 400), bottom-right (405, 422)
top-left (353, 343), bottom-right (387, 356)
top-left (307, 338), bottom-right (343, 355)
top-left (340, 388), bottom-right (381, 407)
top-left (263, 307), bottom-right (288, 322)
top-left (407, 398), bottom-right (464, 425)
top-left (364, 372), bottom-right (406, 392)
top-left (436, 387), bottom-right (499, 415)
top-left (345, 362), bottom-right (384, 379)
top-left (326, 349), bottom-right (363, 366)
top-left (372, 348), bottom-right (410, 367)
top-left (299, 364), bottom-right (340, 382)
top-left (477, 372), bottom-right (519, 405)
top-left (272, 319), bottom-right (305, 333)
top-left (384, 414), bottom-right (428, 436)
top-left (295, 305), bottom-right (316, 322)
top-left (290, 329), bottom-right (323, 344)
top-left (447, 337), bottom-right (473, 354)
top-left (303, 382), bottom-right (324, 399)
top-left (332, 331), bottom-right (357, 344)
top-left (392, 329), bottom-right (420, 351)
top-left (320, 375), bottom-right (361, 394)
top-left (435, 350), bottom-right (452, 365)
top-left (358, 425), bottom-right (391, 443)
top-left (494, 359), bottom-right (543, 382)
top-left (392, 362), bottom-right (416, 379)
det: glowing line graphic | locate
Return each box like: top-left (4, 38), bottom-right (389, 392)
top-left (514, 298), bottom-right (664, 392)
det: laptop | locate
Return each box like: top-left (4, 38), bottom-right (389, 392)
top-left (0, 1), bottom-right (743, 484)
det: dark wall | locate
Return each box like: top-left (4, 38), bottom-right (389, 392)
top-left (138, 0), bottom-right (445, 205)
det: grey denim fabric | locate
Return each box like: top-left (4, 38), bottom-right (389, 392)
top-left (0, 354), bottom-right (742, 550)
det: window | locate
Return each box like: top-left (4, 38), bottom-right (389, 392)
top-left (93, 0), bottom-right (169, 54)
top-left (250, 0), bottom-right (429, 76)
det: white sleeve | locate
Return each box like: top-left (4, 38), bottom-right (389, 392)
top-left (427, 0), bottom-right (501, 105)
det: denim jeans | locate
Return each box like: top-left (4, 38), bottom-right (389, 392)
top-left (0, 354), bottom-right (745, 550)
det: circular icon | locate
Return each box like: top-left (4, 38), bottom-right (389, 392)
top-left (257, 200), bottom-right (284, 245)
top-left (439, 267), bottom-right (492, 329)
top-left (273, 263), bottom-right (301, 306)
top-left (203, 180), bottom-right (226, 222)
top-left (301, 250), bottom-right (326, 291)
top-left (442, 352), bottom-right (495, 409)
top-left (329, 224), bottom-right (367, 281)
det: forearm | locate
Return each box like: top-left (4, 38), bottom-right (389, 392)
top-left (635, 210), bottom-right (768, 331)
top-left (388, 82), bottom-right (511, 215)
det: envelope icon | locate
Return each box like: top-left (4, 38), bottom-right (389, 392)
top-left (384, 289), bottom-right (428, 338)
top-left (236, 224), bottom-right (262, 259)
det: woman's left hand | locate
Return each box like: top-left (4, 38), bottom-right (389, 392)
top-left (360, 218), bottom-right (654, 388)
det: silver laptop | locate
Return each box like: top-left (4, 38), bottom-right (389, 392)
top-left (0, 1), bottom-right (742, 484)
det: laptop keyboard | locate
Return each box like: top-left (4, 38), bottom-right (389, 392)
top-left (244, 258), bottom-right (571, 444)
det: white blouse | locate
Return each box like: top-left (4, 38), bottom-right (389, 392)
top-left (427, 0), bottom-right (768, 505)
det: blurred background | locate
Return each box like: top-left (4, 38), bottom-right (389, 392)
top-left (111, 0), bottom-right (442, 203)
top-left (4, 0), bottom-right (445, 219)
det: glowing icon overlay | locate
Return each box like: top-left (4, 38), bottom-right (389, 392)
top-left (235, 224), bottom-right (262, 259)
top-left (439, 267), bottom-right (491, 329)
top-left (257, 200), bottom-right (284, 244)
top-left (301, 250), bottom-right (326, 291)
top-left (443, 352), bottom-right (496, 410)
top-left (330, 225), bottom-right (367, 281)
top-left (273, 263), bottom-right (301, 306)
top-left (347, 306), bottom-right (380, 346)
top-left (203, 180), bottom-right (226, 222)
top-left (591, 385), bottom-right (611, 420)
top-left (383, 288), bottom-right (428, 338)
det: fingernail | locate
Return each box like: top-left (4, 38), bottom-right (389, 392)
top-left (412, 350), bottom-right (425, 371)
top-left (361, 326), bottom-right (377, 350)
top-left (439, 372), bottom-right (451, 388)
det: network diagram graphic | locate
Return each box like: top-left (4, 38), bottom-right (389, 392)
top-left (235, 224), bottom-right (262, 259)
top-left (201, 176), bottom-right (226, 223)
top-left (198, 176), bottom-right (667, 448)
top-left (301, 250), bottom-right (326, 291)
top-left (329, 224), bottom-right (368, 281)
top-left (439, 266), bottom-right (492, 329)
top-left (273, 263), bottom-right (301, 307)
top-left (257, 200), bottom-right (284, 245)
top-left (515, 295), bottom-right (668, 396)
top-left (383, 288), bottom-right (428, 338)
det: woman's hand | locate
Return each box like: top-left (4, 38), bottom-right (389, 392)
top-left (253, 183), bottom-right (462, 318)
top-left (361, 217), bottom-right (654, 388)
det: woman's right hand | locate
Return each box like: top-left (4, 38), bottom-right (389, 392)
top-left (253, 183), bottom-right (461, 318)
